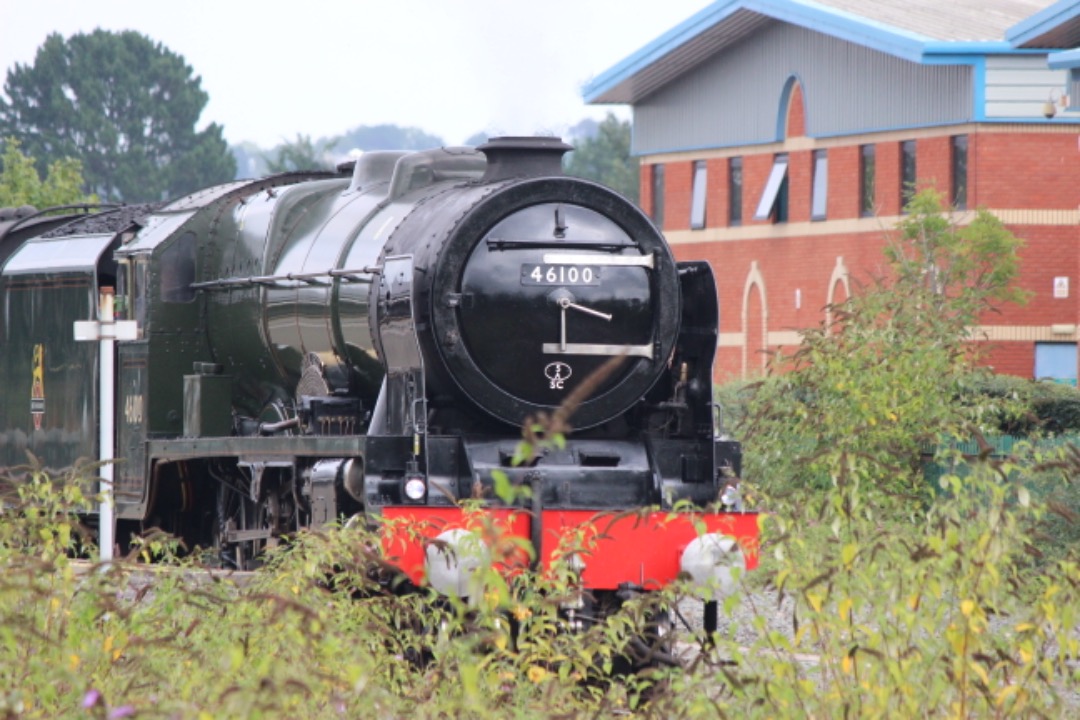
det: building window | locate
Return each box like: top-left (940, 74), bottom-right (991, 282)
top-left (753, 153), bottom-right (789, 223)
top-left (859, 144), bottom-right (875, 217)
top-left (811, 149), bottom-right (828, 221)
top-left (651, 164), bottom-right (665, 228)
top-left (1035, 342), bottom-right (1078, 386)
top-left (900, 140), bottom-right (917, 211)
top-left (951, 135), bottom-right (968, 210)
top-left (729, 157), bottom-right (742, 226)
top-left (690, 160), bottom-right (707, 229)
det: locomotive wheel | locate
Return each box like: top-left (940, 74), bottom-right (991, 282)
top-left (214, 479), bottom-right (276, 571)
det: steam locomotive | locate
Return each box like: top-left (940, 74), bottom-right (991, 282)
top-left (0, 137), bottom-right (757, 616)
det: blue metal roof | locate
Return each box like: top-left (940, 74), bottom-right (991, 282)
top-left (584, 0), bottom-right (1051, 104)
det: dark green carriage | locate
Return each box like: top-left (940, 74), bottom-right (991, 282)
top-left (0, 220), bottom-right (120, 476)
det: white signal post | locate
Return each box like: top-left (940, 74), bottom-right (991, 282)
top-left (74, 289), bottom-right (138, 563)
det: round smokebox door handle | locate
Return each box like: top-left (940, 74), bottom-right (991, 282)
top-left (557, 295), bottom-right (612, 351)
top-left (558, 296), bottom-right (612, 321)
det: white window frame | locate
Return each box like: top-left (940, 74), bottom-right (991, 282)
top-left (690, 160), bottom-right (707, 229)
top-left (753, 155), bottom-right (789, 221)
top-left (811, 150), bottom-right (828, 221)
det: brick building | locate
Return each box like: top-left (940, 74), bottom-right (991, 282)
top-left (585, 0), bottom-right (1080, 383)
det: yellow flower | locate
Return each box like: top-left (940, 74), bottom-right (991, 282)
top-left (527, 665), bottom-right (548, 683)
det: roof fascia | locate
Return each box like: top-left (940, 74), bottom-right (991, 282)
top-left (1048, 47), bottom-right (1080, 67)
top-left (583, 0), bottom-right (934, 102)
top-left (921, 41), bottom-right (1024, 57)
top-left (1006, 0), bottom-right (1080, 46)
top-left (754, 0), bottom-right (928, 62)
top-left (582, 2), bottom-right (745, 102)
top-left (584, 0), bottom-right (1048, 104)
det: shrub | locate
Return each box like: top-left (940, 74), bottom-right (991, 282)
top-left (965, 373), bottom-right (1080, 436)
top-left (0, 456), bottom-right (1077, 717)
top-left (670, 450), bottom-right (1080, 718)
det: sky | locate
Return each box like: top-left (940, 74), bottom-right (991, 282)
top-left (0, 0), bottom-right (714, 149)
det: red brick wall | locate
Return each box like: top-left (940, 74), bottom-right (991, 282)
top-left (641, 164), bottom-right (655, 221)
top-left (876, 141), bottom-right (902, 216)
top-left (640, 122), bottom-right (1080, 379)
top-left (828, 145), bottom-right (860, 219)
top-left (666, 162), bottom-right (693, 232)
top-left (918, 136), bottom-right (951, 197)
top-left (707, 158), bottom-right (727, 229)
top-left (976, 133), bottom-right (1080, 209)
top-left (787, 149), bottom-right (812, 223)
top-left (983, 342), bottom-right (1035, 379)
top-left (787, 83), bottom-right (806, 138)
top-left (665, 128), bottom-right (1080, 383)
top-left (995, 225), bottom-right (1080, 326)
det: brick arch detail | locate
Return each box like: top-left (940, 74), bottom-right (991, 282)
top-left (741, 260), bottom-right (768, 377)
top-left (825, 256), bottom-right (850, 334)
top-left (778, 74), bottom-right (807, 140)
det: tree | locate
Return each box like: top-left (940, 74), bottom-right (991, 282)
top-left (739, 189), bottom-right (1028, 510)
top-left (565, 118), bottom-right (599, 143)
top-left (262, 134), bottom-right (338, 173)
top-left (563, 113), bottom-right (639, 202)
top-left (231, 141), bottom-right (267, 180)
top-left (0, 136), bottom-right (94, 208)
top-left (0, 30), bottom-right (235, 202)
top-left (464, 132), bottom-right (489, 148)
top-left (333, 124), bottom-right (444, 154)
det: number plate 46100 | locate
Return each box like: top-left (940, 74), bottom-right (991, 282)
top-left (521, 264), bottom-right (601, 286)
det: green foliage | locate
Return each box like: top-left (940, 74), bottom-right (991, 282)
top-left (967, 373), bottom-right (1080, 435)
top-left (2, 448), bottom-right (1078, 717)
top-left (564, 113), bottom-right (639, 202)
top-left (741, 189), bottom-right (1027, 509)
top-left (262, 133), bottom-right (339, 173)
top-left (697, 452), bottom-right (1080, 718)
top-left (714, 379), bottom-right (754, 435)
top-left (0, 468), bottom-right (679, 717)
top-left (0, 136), bottom-right (95, 208)
top-left (332, 123), bottom-right (444, 153)
top-left (0, 464), bottom-right (96, 563)
top-left (0, 30), bottom-right (236, 202)
top-left (886, 190), bottom-right (1029, 323)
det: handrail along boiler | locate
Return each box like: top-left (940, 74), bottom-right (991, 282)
top-left (0, 137), bottom-right (757, 626)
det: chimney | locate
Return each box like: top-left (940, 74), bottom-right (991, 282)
top-left (477, 136), bottom-right (573, 182)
